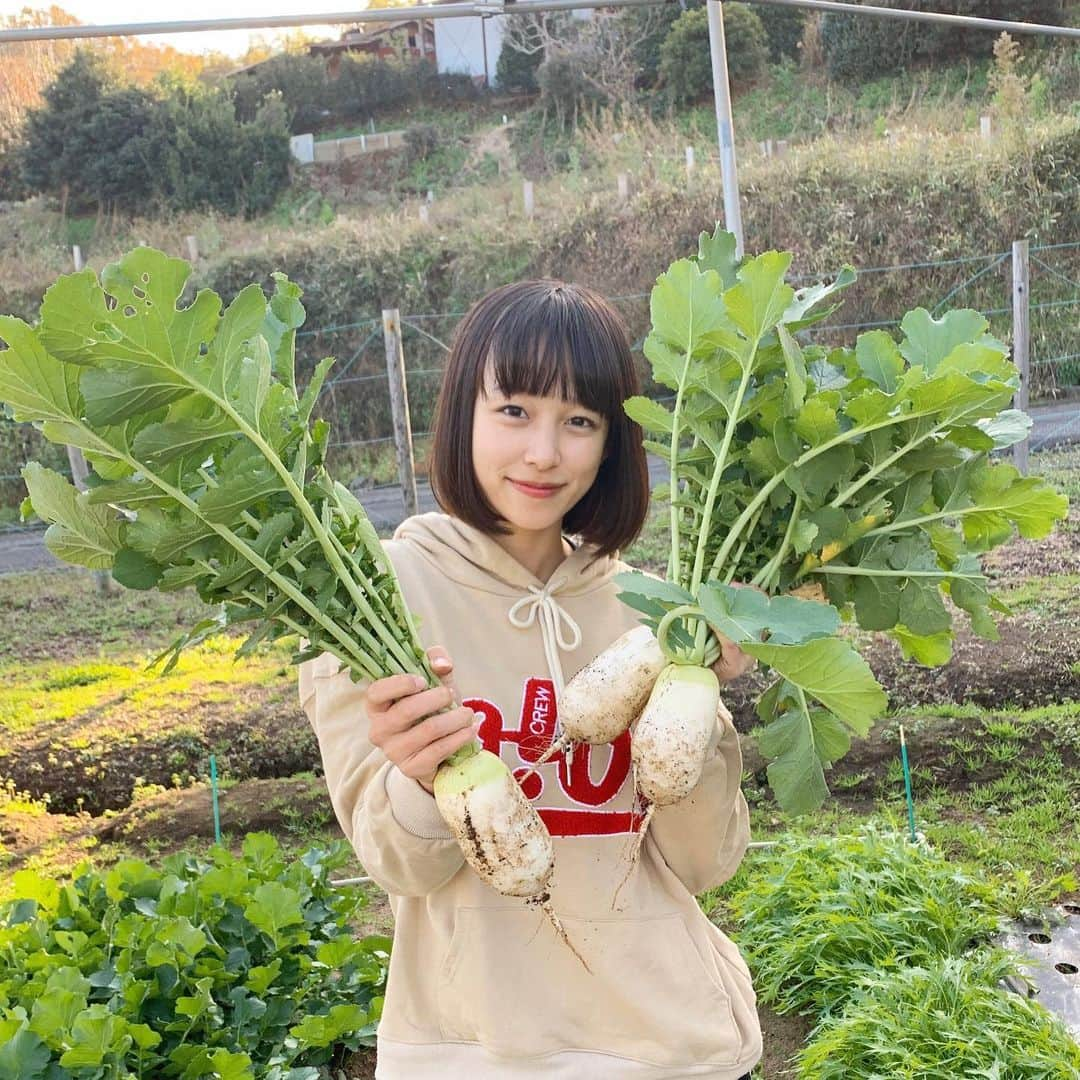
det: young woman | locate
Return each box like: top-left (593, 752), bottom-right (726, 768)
top-left (299, 280), bottom-right (763, 1078)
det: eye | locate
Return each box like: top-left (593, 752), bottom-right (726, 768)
top-left (499, 404), bottom-right (527, 419)
top-left (568, 415), bottom-right (599, 429)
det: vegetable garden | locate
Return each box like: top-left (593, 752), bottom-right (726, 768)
top-left (0, 230), bottom-right (1078, 1077)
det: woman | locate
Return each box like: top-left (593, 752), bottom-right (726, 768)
top-left (300, 280), bottom-right (763, 1078)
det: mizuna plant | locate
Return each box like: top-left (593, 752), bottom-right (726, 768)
top-left (567, 228), bottom-right (1068, 844)
top-left (0, 249), bottom-right (578, 958)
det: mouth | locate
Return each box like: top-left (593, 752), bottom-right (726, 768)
top-left (508, 478), bottom-right (566, 498)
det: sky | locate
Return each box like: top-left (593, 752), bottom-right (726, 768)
top-left (0, 1), bottom-right (369, 57)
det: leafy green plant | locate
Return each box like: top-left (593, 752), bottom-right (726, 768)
top-left (798, 953), bottom-right (1080, 1078)
top-left (0, 833), bottom-right (386, 1078)
top-left (616, 226), bottom-right (1068, 813)
top-left (726, 826), bottom-right (1001, 1018)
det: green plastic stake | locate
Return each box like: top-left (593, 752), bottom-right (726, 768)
top-left (210, 754), bottom-right (221, 846)
top-left (899, 725), bottom-right (917, 843)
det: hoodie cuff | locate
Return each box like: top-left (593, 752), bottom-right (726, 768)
top-left (385, 767), bottom-right (454, 840)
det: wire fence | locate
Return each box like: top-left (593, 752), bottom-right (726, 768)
top-left (2, 240), bottom-right (1078, 535)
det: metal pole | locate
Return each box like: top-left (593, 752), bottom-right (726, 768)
top-left (746, 0), bottom-right (1080, 39)
top-left (707, 1), bottom-right (744, 258)
top-left (5, 0), bottom-right (1079, 43)
top-left (1011, 239), bottom-right (1030, 476)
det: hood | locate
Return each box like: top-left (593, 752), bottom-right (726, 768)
top-left (392, 513), bottom-right (625, 699)
top-left (392, 512), bottom-right (620, 598)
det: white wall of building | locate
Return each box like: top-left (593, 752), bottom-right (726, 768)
top-left (433, 13), bottom-right (507, 85)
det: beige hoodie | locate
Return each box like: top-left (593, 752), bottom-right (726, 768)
top-left (298, 513), bottom-right (763, 1079)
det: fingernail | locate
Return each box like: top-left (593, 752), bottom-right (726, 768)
top-left (413, 675), bottom-right (426, 690)
top-left (434, 657), bottom-right (450, 668)
top-left (472, 719), bottom-right (483, 733)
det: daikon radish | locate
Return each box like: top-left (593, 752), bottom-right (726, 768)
top-left (519, 625), bottom-right (666, 781)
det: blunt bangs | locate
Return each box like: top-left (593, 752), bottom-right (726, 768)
top-left (430, 279), bottom-right (651, 560)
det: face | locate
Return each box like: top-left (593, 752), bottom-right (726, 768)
top-left (471, 362), bottom-right (609, 541)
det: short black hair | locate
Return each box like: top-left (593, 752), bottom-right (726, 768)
top-left (430, 279), bottom-right (650, 559)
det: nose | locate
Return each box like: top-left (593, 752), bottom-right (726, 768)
top-left (523, 423), bottom-right (561, 470)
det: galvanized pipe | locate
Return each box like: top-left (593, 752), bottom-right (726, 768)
top-left (3, 0), bottom-right (1079, 44)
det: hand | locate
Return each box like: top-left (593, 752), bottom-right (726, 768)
top-left (707, 581), bottom-right (762, 685)
top-left (366, 646), bottom-right (479, 795)
top-left (709, 634), bottom-right (756, 684)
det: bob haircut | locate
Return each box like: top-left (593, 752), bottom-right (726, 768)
top-left (429, 279), bottom-right (650, 559)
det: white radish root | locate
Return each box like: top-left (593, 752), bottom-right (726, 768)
top-left (519, 625), bottom-right (667, 783)
top-left (434, 748), bottom-right (590, 971)
top-left (612, 664), bottom-right (720, 908)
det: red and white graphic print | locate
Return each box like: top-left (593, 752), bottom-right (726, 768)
top-left (465, 678), bottom-right (646, 837)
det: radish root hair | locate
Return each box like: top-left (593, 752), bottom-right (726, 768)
top-left (527, 895), bottom-right (592, 973)
top-left (516, 733), bottom-right (572, 786)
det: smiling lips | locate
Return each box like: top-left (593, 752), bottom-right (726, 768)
top-left (508, 478), bottom-right (566, 498)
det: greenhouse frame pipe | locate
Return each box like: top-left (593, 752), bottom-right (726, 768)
top-left (749, 0), bottom-right (1080, 39)
top-left (3, 0), bottom-right (1080, 43)
top-left (1, 0), bottom-right (656, 43)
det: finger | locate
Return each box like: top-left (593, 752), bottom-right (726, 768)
top-left (390, 703), bottom-right (477, 760)
top-left (367, 672), bottom-right (428, 710)
top-left (400, 714), bottom-right (481, 780)
top-left (426, 645), bottom-right (459, 703)
top-left (427, 645), bottom-right (454, 675)
top-left (381, 684), bottom-right (456, 735)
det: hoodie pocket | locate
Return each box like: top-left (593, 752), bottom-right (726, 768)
top-left (436, 907), bottom-right (743, 1067)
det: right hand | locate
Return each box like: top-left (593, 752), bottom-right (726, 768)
top-left (366, 646), bottom-right (480, 795)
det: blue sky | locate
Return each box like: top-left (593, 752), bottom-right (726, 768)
top-left (0, 1), bottom-right (365, 56)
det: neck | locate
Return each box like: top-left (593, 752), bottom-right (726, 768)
top-left (492, 524), bottom-right (569, 583)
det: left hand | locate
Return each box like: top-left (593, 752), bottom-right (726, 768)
top-left (709, 634), bottom-right (756, 684)
top-left (707, 581), bottom-right (763, 684)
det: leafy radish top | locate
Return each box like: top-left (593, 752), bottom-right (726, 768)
top-left (616, 227), bottom-right (1068, 813)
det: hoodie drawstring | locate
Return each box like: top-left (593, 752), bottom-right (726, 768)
top-left (507, 574), bottom-right (582, 703)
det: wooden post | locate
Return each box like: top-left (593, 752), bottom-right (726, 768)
top-left (617, 172), bottom-right (630, 202)
top-left (185, 234), bottom-right (199, 262)
top-left (382, 308), bottom-right (419, 518)
top-left (360, 133), bottom-right (367, 151)
top-left (72, 246), bottom-right (84, 271)
top-left (776, 139), bottom-right (789, 158)
top-left (1012, 239), bottom-right (1030, 475)
top-left (523, 179), bottom-right (534, 219)
top-left (980, 115), bottom-right (993, 141)
top-left (426, 188), bottom-right (434, 203)
top-left (418, 203), bottom-right (430, 225)
top-left (685, 145), bottom-right (695, 176)
top-left (383, 133), bottom-right (391, 151)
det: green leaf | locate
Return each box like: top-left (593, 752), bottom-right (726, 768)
top-left (0, 1025), bottom-right (51, 1080)
top-left (266, 272), bottom-right (306, 396)
top-left (22, 463), bottom-right (123, 570)
top-left (778, 325), bottom-right (806, 413)
top-left (112, 547), bottom-right (165, 590)
top-left (855, 330), bottom-right (904, 393)
top-left (0, 316), bottom-right (84, 425)
top-left (245, 882), bottom-right (305, 948)
top-left (891, 625), bottom-right (953, 666)
top-left (58, 1005), bottom-right (131, 1069)
top-left (289, 1003), bottom-right (368, 1047)
top-left (794, 393), bottom-right (841, 446)
top-left (781, 265), bottom-right (857, 326)
top-left (650, 259), bottom-right (731, 357)
top-left (694, 225), bottom-right (740, 288)
top-left (724, 251), bottom-right (795, 342)
top-left (742, 638), bottom-right (887, 732)
top-left (623, 395), bottom-right (674, 435)
top-left (898, 308), bottom-right (988, 372)
top-left (698, 583), bottom-right (771, 642)
top-left (614, 571), bottom-right (693, 606)
top-left (298, 355), bottom-right (335, 425)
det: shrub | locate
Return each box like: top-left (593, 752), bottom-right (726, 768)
top-left (536, 50), bottom-right (600, 127)
top-left (403, 121), bottom-right (443, 163)
top-left (0, 834), bottom-right (388, 1077)
top-left (495, 14), bottom-right (547, 93)
top-left (757, 4), bottom-right (806, 62)
top-left (822, 1), bottom-right (1065, 81)
top-left (660, 3), bottom-right (768, 103)
top-left (799, 954), bottom-right (1080, 1077)
top-left (18, 55), bottom-right (291, 216)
